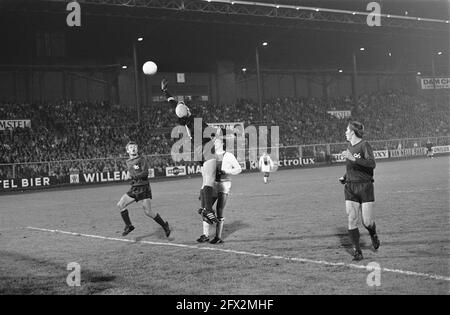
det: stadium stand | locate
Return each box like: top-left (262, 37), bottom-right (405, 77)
top-left (1, 90), bottom-right (448, 179)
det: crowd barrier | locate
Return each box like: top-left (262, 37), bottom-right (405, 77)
top-left (1, 137), bottom-right (448, 192)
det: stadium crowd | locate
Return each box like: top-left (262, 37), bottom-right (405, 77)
top-left (1, 90), bottom-right (448, 179)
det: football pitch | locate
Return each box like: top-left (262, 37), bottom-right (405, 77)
top-left (1, 157), bottom-right (449, 295)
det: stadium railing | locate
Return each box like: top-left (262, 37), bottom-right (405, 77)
top-left (0, 136), bottom-right (448, 189)
top-left (2, 135), bottom-right (448, 178)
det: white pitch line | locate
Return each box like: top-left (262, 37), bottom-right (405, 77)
top-left (388, 187), bottom-right (448, 194)
top-left (26, 226), bottom-right (450, 282)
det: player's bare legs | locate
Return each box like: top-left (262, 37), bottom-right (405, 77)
top-left (346, 200), bottom-right (363, 261)
top-left (142, 198), bottom-right (171, 237)
top-left (361, 202), bottom-right (380, 249)
top-left (141, 198), bottom-right (157, 218)
top-left (117, 194), bottom-right (137, 236)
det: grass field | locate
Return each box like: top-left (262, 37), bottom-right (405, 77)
top-left (0, 157), bottom-right (449, 295)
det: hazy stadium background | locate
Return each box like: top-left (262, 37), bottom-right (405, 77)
top-left (0, 0), bottom-right (449, 295)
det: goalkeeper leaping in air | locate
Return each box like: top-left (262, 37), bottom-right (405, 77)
top-left (161, 78), bottom-right (219, 225)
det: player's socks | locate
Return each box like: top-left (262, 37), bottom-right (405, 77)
top-left (348, 228), bottom-right (361, 252)
top-left (153, 213), bottom-right (166, 227)
top-left (365, 222), bottom-right (377, 236)
top-left (202, 186), bottom-right (218, 223)
top-left (154, 213), bottom-right (171, 237)
top-left (366, 223), bottom-right (380, 249)
top-left (200, 188), bottom-right (205, 208)
top-left (264, 176), bottom-right (268, 184)
top-left (203, 186), bottom-right (214, 211)
top-left (216, 218), bottom-right (224, 239)
top-left (120, 209), bottom-right (132, 226)
top-left (203, 221), bottom-right (210, 237)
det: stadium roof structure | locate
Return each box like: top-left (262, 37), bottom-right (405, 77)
top-left (1, 0), bottom-right (448, 73)
top-left (3, 0), bottom-right (449, 37)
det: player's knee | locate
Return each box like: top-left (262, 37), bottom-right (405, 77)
top-left (362, 217), bottom-right (373, 228)
top-left (203, 177), bottom-right (215, 187)
top-left (347, 212), bottom-right (358, 229)
top-left (348, 219), bottom-right (358, 230)
top-left (144, 208), bottom-right (155, 218)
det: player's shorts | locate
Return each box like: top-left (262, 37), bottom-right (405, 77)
top-left (213, 181), bottom-right (231, 196)
top-left (261, 165), bottom-right (271, 173)
top-left (127, 184), bottom-right (152, 202)
top-left (344, 182), bottom-right (374, 204)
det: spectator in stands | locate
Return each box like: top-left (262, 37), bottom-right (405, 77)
top-left (0, 90), bottom-right (448, 178)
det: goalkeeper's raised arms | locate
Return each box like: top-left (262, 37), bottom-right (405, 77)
top-left (161, 78), bottom-right (177, 106)
top-left (161, 78), bottom-right (192, 120)
top-left (161, 78), bottom-right (169, 92)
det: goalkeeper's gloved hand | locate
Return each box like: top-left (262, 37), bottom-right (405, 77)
top-left (339, 176), bottom-right (346, 185)
top-left (161, 78), bottom-right (169, 92)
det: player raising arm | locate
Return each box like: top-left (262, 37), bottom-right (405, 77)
top-left (161, 78), bottom-right (219, 225)
top-left (339, 121), bottom-right (380, 261)
top-left (116, 141), bottom-right (171, 237)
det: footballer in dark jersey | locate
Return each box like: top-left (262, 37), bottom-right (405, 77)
top-left (116, 141), bottom-right (171, 237)
top-left (339, 122), bottom-right (380, 261)
top-left (161, 78), bottom-right (219, 225)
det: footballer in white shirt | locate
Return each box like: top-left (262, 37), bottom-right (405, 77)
top-left (197, 137), bottom-right (242, 244)
top-left (259, 153), bottom-right (274, 184)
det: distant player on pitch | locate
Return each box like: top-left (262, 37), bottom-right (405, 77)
top-left (258, 152), bottom-right (274, 184)
top-left (117, 141), bottom-right (171, 237)
top-left (339, 121), bottom-right (380, 261)
top-left (197, 137), bottom-right (242, 244)
top-left (426, 139), bottom-right (434, 158)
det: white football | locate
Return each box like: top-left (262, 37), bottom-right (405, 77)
top-left (142, 61), bottom-right (157, 76)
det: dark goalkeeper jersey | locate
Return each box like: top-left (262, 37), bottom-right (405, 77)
top-left (178, 115), bottom-right (214, 147)
top-left (345, 140), bottom-right (376, 183)
top-left (126, 155), bottom-right (149, 187)
top-left (165, 91), bottom-right (214, 146)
